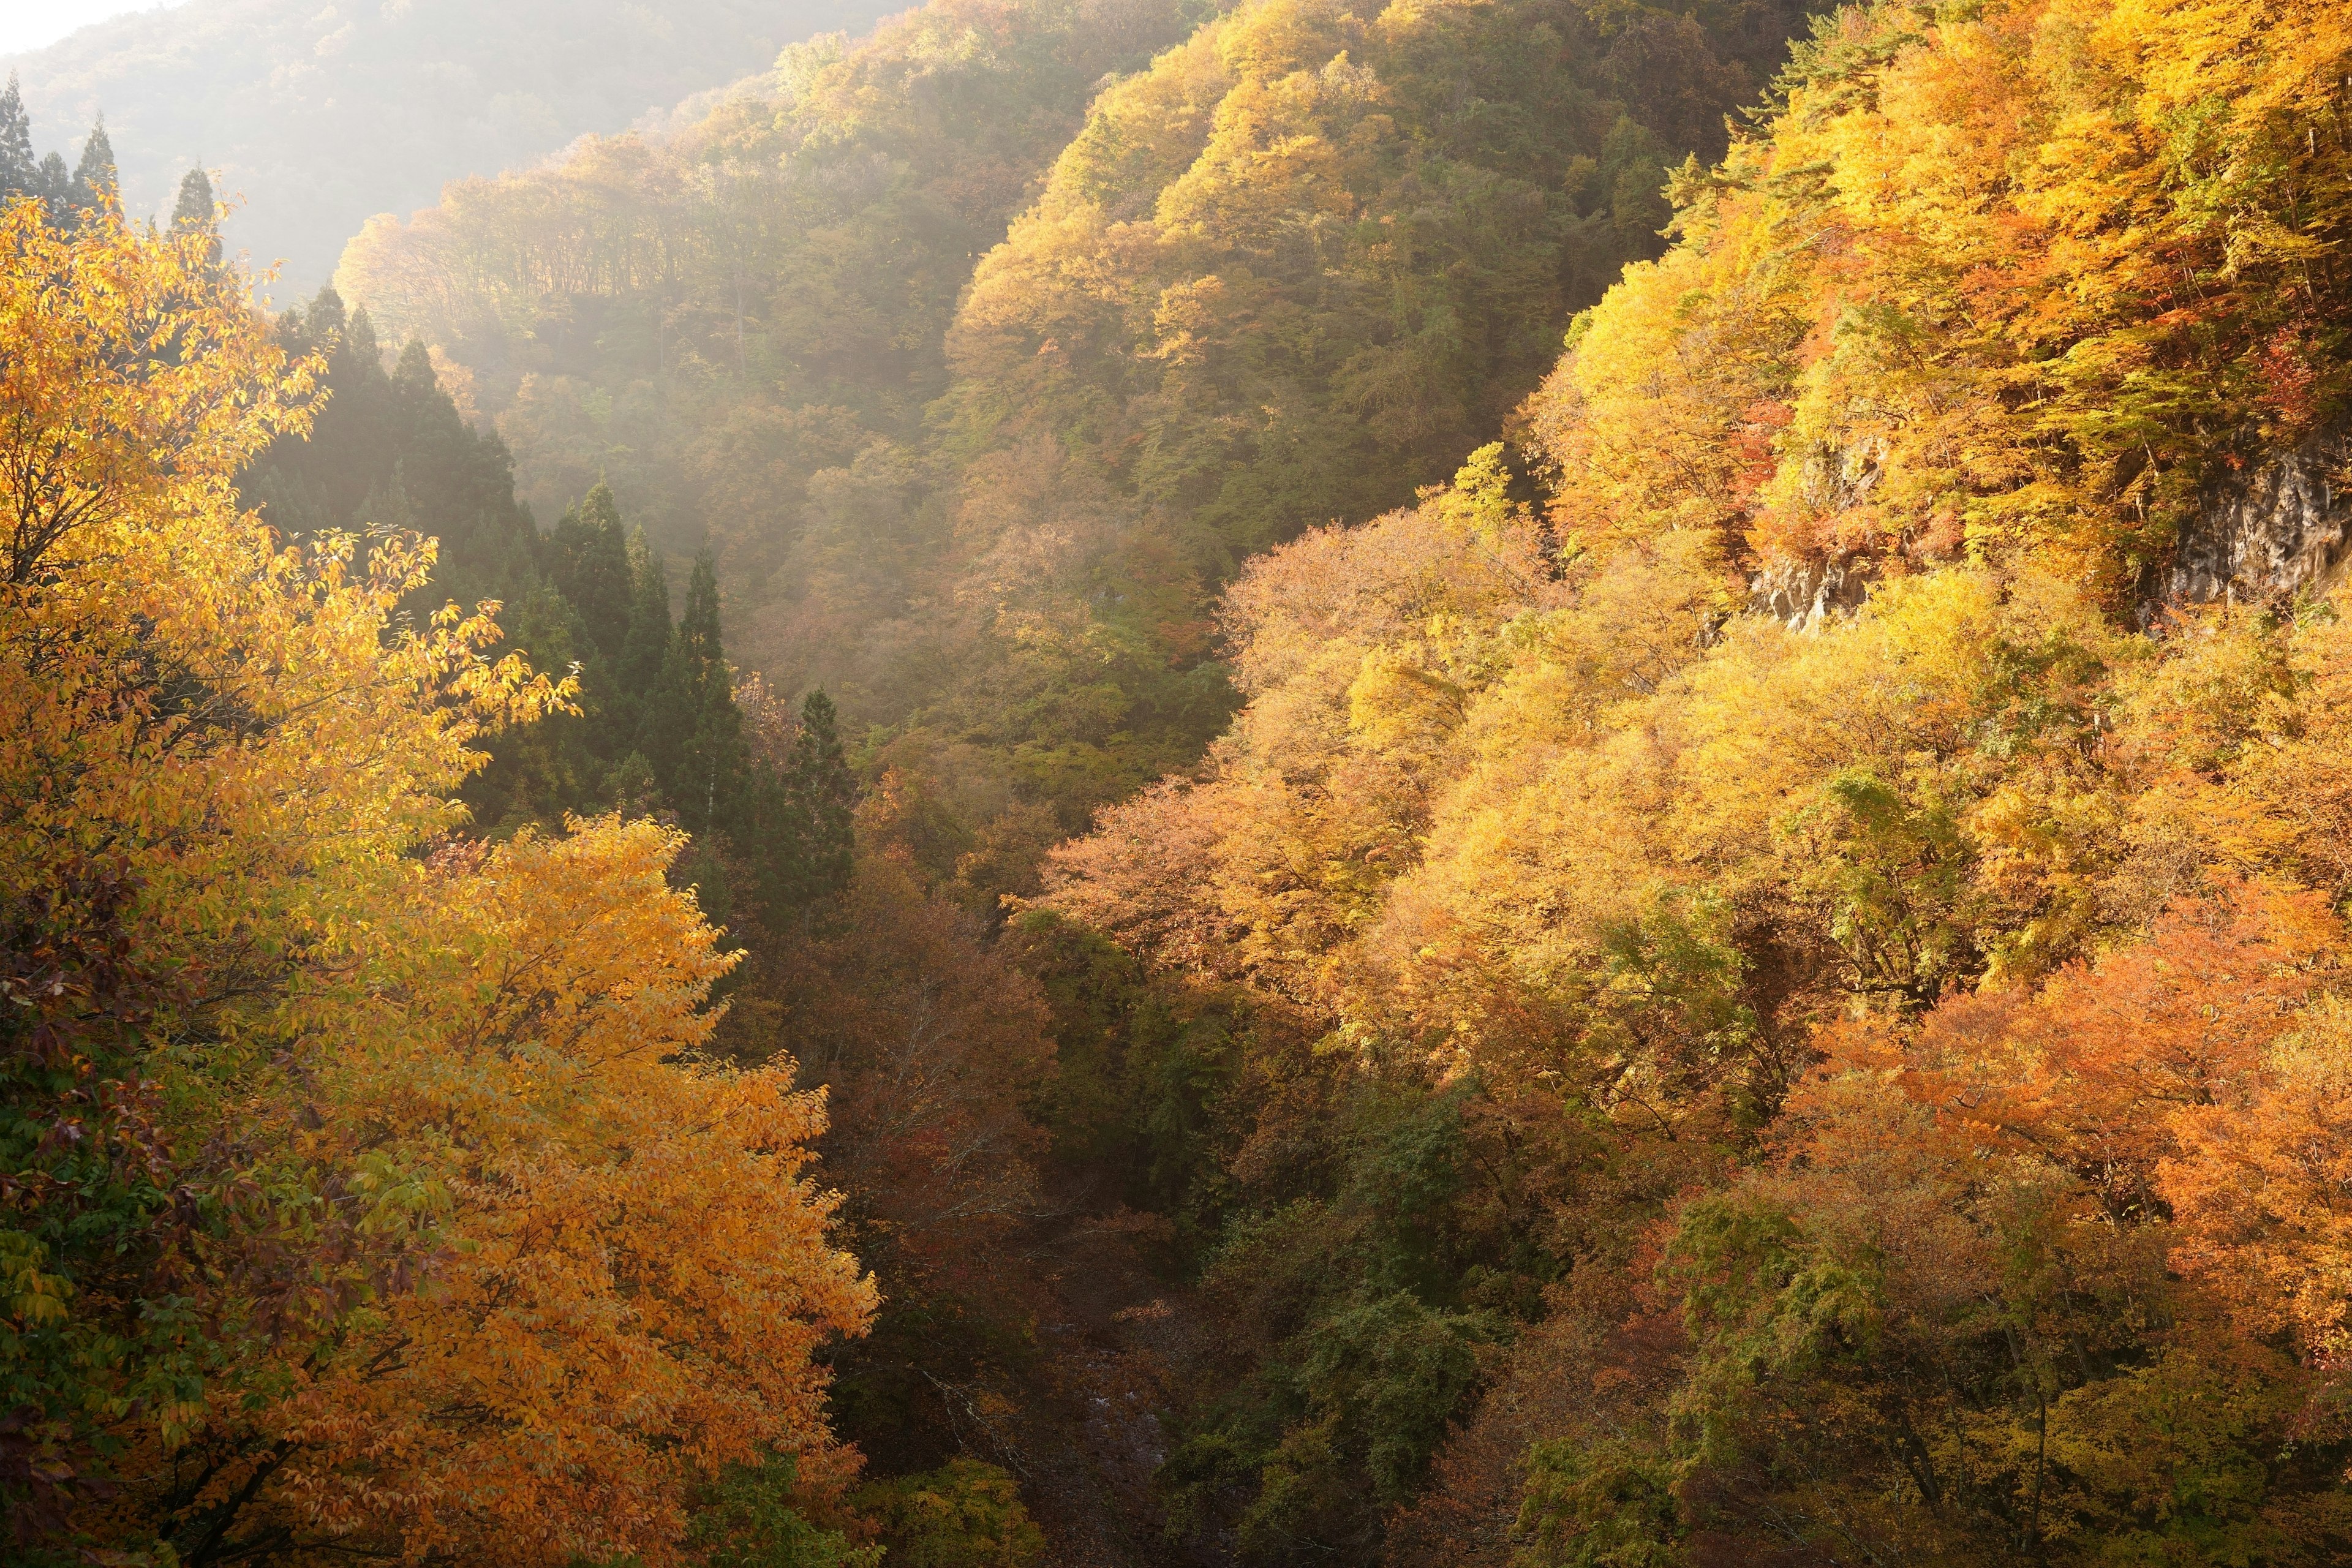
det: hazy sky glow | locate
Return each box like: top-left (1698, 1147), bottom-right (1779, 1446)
top-left (1, 2), bottom-right (186, 61)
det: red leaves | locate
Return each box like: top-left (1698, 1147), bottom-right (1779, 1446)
top-left (1830, 878), bottom-right (2336, 1218)
top-left (2253, 326), bottom-right (2324, 439)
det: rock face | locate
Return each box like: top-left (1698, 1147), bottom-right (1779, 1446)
top-left (1753, 424), bottom-right (2352, 631)
top-left (2162, 423), bottom-right (2352, 608)
top-left (1752, 552), bottom-right (1878, 630)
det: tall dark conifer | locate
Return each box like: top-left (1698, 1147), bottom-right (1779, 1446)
top-left (172, 167), bottom-right (215, 230)
top-left (610, 530), bottom-right (671, 760)
top-left (35, 152), bottom-right (69, 224)
top-left (173, 168), bottom-right (222, 266)
top-left (743, 688), bottom-right (857, 930)
top-left (467, 579), bottom-right (591, 831)
top-left (537, 482), bottom-right (632, 785)
top-left (0, 75), bottom-right (34, 200)
top-left (663, 548), bottom-right (743, 832)
top-left (315, 287), bottom-right (352, 347)
top-left (392, 336), bottom-right (436, 398)
top-left (549, 482), bottom-right (632, 659)
top-left (70, 116), bottom-right (116, 217)
top-left (784, 690), bottom-right (855, 900)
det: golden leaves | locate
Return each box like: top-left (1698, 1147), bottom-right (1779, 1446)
top-left (3, 195), bottom-right (870, 1565)
top-left (1521, 0), bottom-right (2352, 599)
top-left (0, 194), bottom-right (317, 588)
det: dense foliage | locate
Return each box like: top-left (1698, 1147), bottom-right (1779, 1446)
top-left (0, 198), bottom-right (874, 1564)
top-left (343, 0), bottom-right (1813, 841)
top-left (15, 0), bottom-right (2352, 1562)
top-left (1521, 0), bottom-right (2352, 605)
top-left (339, 0), bottom-right (1215, 558)
top-left (335, 0), bottom-right (2352, 1558)
top-left (1036, 0), bottom-right (2352, 1559)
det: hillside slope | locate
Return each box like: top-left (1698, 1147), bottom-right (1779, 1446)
top-left (1041, 0), bottom-right (2352, 1557)
top-left (18, 0), bottom-right (2352, 1562)
top-left (2, 0), bottom-right (895, 293)
top-left (340, 0), bottom-right (1813, 848)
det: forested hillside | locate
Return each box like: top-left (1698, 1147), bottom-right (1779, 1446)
top-left (2, 0), bottom-right (894, 293)
top-left (10, 0), bottom-right (2352, 1564)
top-left (343, 0), bottom-right (1812, 838)
top-left (1042, 0), bottom-right (2352, 1558)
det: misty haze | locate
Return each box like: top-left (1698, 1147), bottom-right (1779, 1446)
top-left (6, 0), bottom-right (2352, 1564)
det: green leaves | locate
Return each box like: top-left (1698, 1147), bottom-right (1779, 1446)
top-left (1514, 1439), bottom-right (1686, 1568)
top-left (1782, 766), bottom-right (1978, 1008)
top-left (692, 1455), bottom-right (881, 1568)
top-left (852, 1459), bottom-right (1044, 1568)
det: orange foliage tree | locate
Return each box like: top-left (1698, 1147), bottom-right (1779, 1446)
top-left (0, 196), bottom-right (872, 1566)
top-left (1618, 882), bottom-right (2352, 1563)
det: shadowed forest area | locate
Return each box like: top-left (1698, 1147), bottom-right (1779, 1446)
top-left (7, 1), bottom-right (2352, 1566)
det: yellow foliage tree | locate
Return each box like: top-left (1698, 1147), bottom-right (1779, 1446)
top-left (0, 197), bottom-right (872, 1564)
top-left (1524, 0), bottom-right (2352, 601)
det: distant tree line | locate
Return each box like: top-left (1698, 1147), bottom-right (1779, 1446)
top-left (0, 69), bottom-right (219, 245)
top-left (238, 284), bottom-right (859, 933)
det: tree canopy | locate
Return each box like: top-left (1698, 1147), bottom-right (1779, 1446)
top-left (0, 189), bottom-right (872, 1566)
top-left (16, 0), bottom-right (2352, 1561)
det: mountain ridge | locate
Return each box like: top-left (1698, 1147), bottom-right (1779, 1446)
top-left (3, 0), bottom-right (897, 293)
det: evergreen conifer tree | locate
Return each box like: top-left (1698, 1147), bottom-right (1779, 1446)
top-left (546, 483), bottom-right (638, 779)
top-left (307, 285), bottom-right (350, 348)
top-left (742, 688), bottom-right (857, 930)
top-left (70, 116), bottom-right (117, 218)
top-left (172, 167), bottom-right (214, 231)
top-left (663, 548), bottom-right (744, 832)
top-left (784, 690), bottom-right (855, 900)
top-left (0, 75), bottom-right (35, 201)
top-left (392, 336), bottom-right (436, 398)
top-left (550, 482), bottom-right (633, 659)
top-left (172, 168), bottom-right (222, 266)
top-left (468, 579), bottom-right (592, 829)
top-left (36, 152), bottom-right (70, 224)
top-left (611, 530), bottom-right (672, 755)
top-left (349, 306), bottom-right (386, 366)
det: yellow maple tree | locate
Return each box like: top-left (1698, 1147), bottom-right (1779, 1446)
top-left (0, 196), bottom-right (873, 1566)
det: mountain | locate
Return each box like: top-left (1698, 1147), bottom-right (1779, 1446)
top-left (338, 0), bottom-right (1811, 840)
top-left (1, 0), bottom-right (897, 294)
top-left (11, 0), bottom-right (2352, 1562)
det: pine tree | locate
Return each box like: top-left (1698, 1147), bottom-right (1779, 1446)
top-left (307, 284), bottom-right (350, 349)
top-left (36, 151), bottom-right (70, 224)
top-left (663, 548), bottom-right (744, 833)
top-left (393, 335), bottom-right (436, 398)
top-left (172, 167), bottom-right (214, 231)
top-left (467, 579), bottom-right (592, 831)
top-left (69, 115), bottom-right (117, 220)
top-left (342, 304), bottom-right (382, 378)
top-left (543, 483), bottom-right (638, 785)
top-left (0, 75), bottom-right (34, 201)
top-left (742, 688), bottom-right (857, 930)
top-left (172, 168), bottom-right (221, 266)
top-left (611, 529), bottom-right (672, 756)
top-left (550, 481), bottom-right (633, 660)
top-left (785, 690), bottom-right (855, 900)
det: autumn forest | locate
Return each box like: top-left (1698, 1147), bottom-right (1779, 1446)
top-left (6, 0), bottom-right (2352, 1563)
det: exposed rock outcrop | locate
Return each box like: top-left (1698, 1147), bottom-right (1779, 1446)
top-left (2161, 422), bottom-right (2352, 609)
top-left (1751, 552), bottom-right (1879, 630)
top-left (1751, 424), bottom-right (2352, 633)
